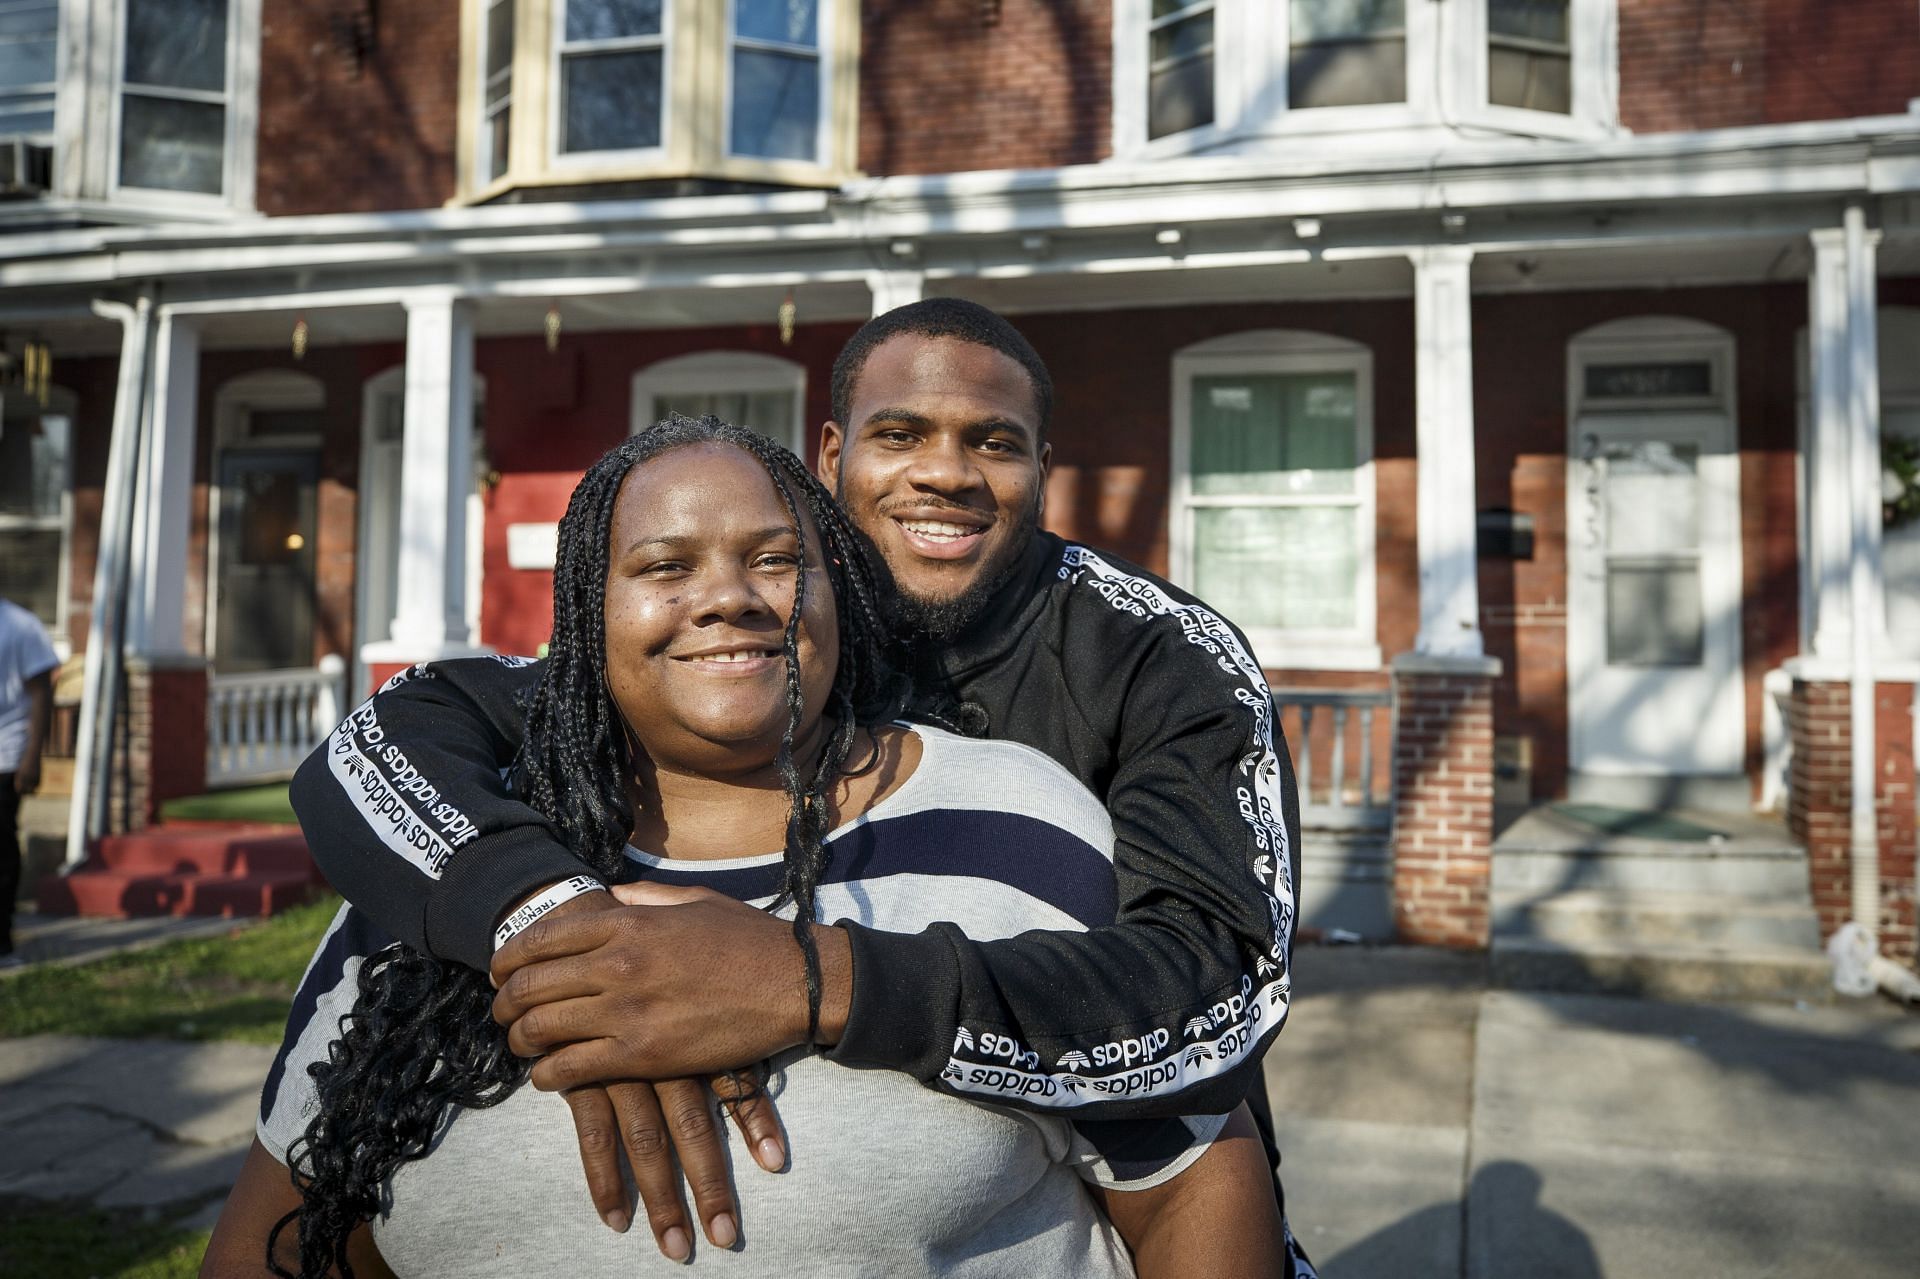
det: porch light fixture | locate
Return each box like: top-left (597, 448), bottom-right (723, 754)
top-left (544, 304), bottom-right (563, 353)
top-left (291, 317), bottom-right (309, 360)
top-left (0, 338), bottom-right (53, 405)
top-left (1155, 227), bottom-right (1184, 247)
top-left (778, 289), bottom-right (796, 346)
top-left (1291, 218), bottom-right (1322, 240)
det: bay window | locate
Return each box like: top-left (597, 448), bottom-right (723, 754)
top-left (463, 0), bottom-right (855, 198)
top-left (0, 1), bottom-right (58, 140)
top-left (1114, 0), bottom-right (1615, 157)
top-left (1172, 333), bottom-right (1378, 670)
top-left (118, 0), bottom-right (231, 195)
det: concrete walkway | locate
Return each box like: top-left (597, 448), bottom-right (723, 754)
top-left (2, 945), bottom-right (1917, 1273)
top-left (1269, 947), bottom-right (1920, 1278)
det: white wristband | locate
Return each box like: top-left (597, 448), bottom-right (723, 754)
top-left (493, 875), bottom-right (607, 951)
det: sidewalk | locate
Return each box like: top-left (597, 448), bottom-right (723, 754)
top-left (1268, 947), bottom-right (1920, 1278)
top-left (1, 945), bottom-right (1917, 1273)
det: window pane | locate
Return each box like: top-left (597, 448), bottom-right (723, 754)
top-left (1288, 37), bottom-right (1405, 108)
top-left (1584, 361), bottom-right (1711, 400)
top-left (485, 104), bottom-right (511, 180)
top-left (1603, 441), bottom-right (1698, 556)
top-left (1149, 48), bottom-right (1213, 138)
top-left (1150, 10), bottom-right (1212, 63)
top-left (1490, 47), bottom-right (1570, 113)
top-left (654, 390), bottom-right (796, 447)
top-left (565, 0), bottom-right (663, 42)
top-left (1606, 564), bottom-right (1703, 667)
top-left (119, 93), bottom-right (225, 193)
top-left (0, 2), bottom-right (58, 40)
top-left (0, 408), bottom-right (67, 518)
top-left (561, 49), bottom-right (662, 152)
top-left (485, 0), bottom-right (514, 80)
top-left (0, 527), bottom-right (59, 624)
top-left (1490, 0), bottom-right (1569, 44)
top-left (1195, 506), bottom-right (1359, 631)
top-left (124, 0), bottom-right (227, 92)
top-left (736, 0), bottom-right (818, 47)
top-left (1291, 0), bottom-right (1404, 42)
top-left (1192, 373), bottom-right (1357, 497)
top-left (731, 48), bottom-right (818, 160)
top-left (0, 93), bottom-right (53, 133)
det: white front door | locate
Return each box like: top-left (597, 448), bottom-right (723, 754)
top-left (1567, 412), bottom-right (1745, 777)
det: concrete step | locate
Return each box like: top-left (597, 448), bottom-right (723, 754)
top-left (1490, 935), bottom-right (1836, 1004)
top-left (93, 824), bottom-right (309, 876)
top-left (1491, 891), bottom-right (1823, 951)
top-left (1301, 830), bottom-right (1392, 940)
top-left (1491, 845), bottom-right (1811, 900)
top-left (36, 866), bottom-right (321, 919)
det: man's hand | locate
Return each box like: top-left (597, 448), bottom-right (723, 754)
top-left (561, 1074), bottom-right (788, 1262)
top-left (489, 883), bottom-right (852, 1087)
top-left (13, 758), bottom-right (38, 796)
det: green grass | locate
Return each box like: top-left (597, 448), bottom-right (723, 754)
top-left (158, 782), bottom-right (297, 826)
top-left (0, 894), bottom-right (341, 1044)
top-left (0, 1202), bottom-right (208, 1279)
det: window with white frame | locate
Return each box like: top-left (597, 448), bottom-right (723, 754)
top-left (0, 1), bottom-right (59, 141)
top-left (463, 0), bottom-right (853, 198)
top-left (1113, 0), bottom-right (1614, 156)
top-left (1172, 332), bottom-right (1377, 669)
top-left (481, 0), bottom-right (515, 181)
top-left (118, 0), bottom-right (232, 195)
top-left (1288, 0), bottom-right (1406, 110)
top-left (632, 351), bottom-right (806, 459)
top-left (556, 0), bottom-right (666, 156)
top-left (0, 387), bottom-right (72, 632)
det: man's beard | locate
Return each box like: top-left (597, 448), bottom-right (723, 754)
top-left (883, 538), bottom-right (1032, 644)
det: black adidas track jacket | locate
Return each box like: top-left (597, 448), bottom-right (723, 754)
top-left (289, 530), bottom-right (1302, 1120)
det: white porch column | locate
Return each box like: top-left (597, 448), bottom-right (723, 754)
top-left (1410, 246), bottom-right (1484, 659)
top-left (866, 269), bottom-right (923, 316)
top-left (378, 293), bottom-right (480, 659)
top-left (125, 313), bottom-right (200, 657)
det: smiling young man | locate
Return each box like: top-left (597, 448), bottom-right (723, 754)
top-left (288, 300), bottom-right (1314, 1276)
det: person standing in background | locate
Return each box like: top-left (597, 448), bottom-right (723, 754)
top-left (0, 594), bottom-right (56, 968)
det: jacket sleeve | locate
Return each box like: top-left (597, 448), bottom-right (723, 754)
top-left (289, 657), bottom-right (590, 971)
top-left (826, 606), bottom-right (1299, 1120)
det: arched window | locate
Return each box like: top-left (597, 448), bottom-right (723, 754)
top-left (1171, 330), bottom-right (1378, 670)
top-left (631, 351), bottom-right (808, 459)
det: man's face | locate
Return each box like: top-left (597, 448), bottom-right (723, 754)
top-left (817, 335), bottom-right (1051, 639)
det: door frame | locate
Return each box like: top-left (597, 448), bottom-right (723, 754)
top-left (1564, 317), bottom-right (1745, 781)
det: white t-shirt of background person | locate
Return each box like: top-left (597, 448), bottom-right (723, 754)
top-left (0, 599), bottom-right (58, 774)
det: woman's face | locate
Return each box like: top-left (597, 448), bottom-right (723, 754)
top-left (602, 442), bottom-right (840, 777)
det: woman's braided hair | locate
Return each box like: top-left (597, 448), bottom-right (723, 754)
top-left (271, 416), bottom-right (903, 1278)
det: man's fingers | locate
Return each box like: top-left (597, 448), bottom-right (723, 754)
top-left (492, 953), bottom-right (607, 1029)
top-left (487, 895), bottom-right (622, 988)
top-left (560, 1086), bottom-right (632, 1234)
top-left (507, 997), bottom-right (620, 1060)
top-left (713, 1071), bottom-right (786, 1174)
top-left (656, 1078), bottom-right (741, 1251)
top-left (605, 1080), bottom-right (695, 1264)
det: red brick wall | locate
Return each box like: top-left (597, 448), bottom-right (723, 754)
top-left (1788, 679), bottom-right (1917, 964)
top-left (859, 0), bottom-right (1111, 175)
top-left (1390, 667), bottom-right (1497, 947)
top-left (122, 661), bottom-right (208, 829)
top-left (255, 0), bottom-right (459, 215)
top-left (1471, 283), bottom-right (1805, 801)
top-left (1620, 0), bottom-right (1920, 133)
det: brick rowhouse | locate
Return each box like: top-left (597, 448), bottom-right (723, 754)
top-left (1787, 677), bottom-right (1919, 964)
top-left (1389, 657), bottom-right (1501, 948)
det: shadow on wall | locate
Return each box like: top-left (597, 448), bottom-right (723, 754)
top-left (1322, 1161), bottom-right (1603, 1279)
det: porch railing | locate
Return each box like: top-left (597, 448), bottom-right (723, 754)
top-left (1272, 687), bottom-right (1394, 831)
top-left (206, 655), bottom-right (346, 790)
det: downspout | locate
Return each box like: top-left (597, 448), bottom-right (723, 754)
top-left (65, 293), bottom-right (154, 870)
top-left (1844, 201), bottom-right (1880, 948)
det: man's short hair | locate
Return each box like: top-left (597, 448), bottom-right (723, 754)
top-left (830, 298), bottom-right (1054, 439)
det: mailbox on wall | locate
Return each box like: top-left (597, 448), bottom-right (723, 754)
top-left (1477, 507), bottom-right (1536, 560)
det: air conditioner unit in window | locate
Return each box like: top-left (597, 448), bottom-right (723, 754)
top-left (0, 138), bottom-right (53, 196)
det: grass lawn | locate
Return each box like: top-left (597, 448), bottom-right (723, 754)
top-left (158, 782), bottom-right (297, 826)
top-left (0, 1202), bottom-right (209, 1279)
top-left (0, 894), bottom-right (341, 1043)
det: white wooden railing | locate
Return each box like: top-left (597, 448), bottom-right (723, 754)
top-left (206, 655), bottom-right (346, 788)
top-left (1272, 688), bottom-right (1394, 831)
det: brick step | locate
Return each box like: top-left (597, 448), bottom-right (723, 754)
top-left (93, 824), bottom-right (309, 876)
top-left (37, 866), bottom-right (321, 920)
top-left (1491, 846), bottom-right (1811, 900)
top-left (1491, 890), bottom-right (1823, 950)
top-left (1490, 935), bottom-right (1835, 1005)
